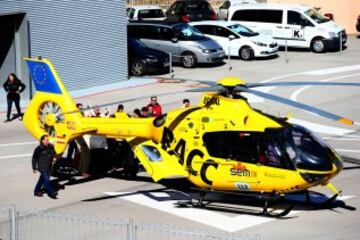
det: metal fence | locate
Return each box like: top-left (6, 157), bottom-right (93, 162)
top-left (0, 205), bottom-right (258, 240)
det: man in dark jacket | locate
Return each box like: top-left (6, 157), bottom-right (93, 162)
top-left (3, 73), bottom-right (26, 122)
top-left (32, 135), bottom-right (58, 199)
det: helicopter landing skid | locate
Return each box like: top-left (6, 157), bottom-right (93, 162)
top-left (175, 190), bottom-right (294, 218)
top-left (303, 190), bottom-right (339, 208)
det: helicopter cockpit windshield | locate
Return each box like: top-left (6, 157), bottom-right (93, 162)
top-left (278, 125), bottom-right (337, 171)
top-left (203, 125), bottom-right (339, 171)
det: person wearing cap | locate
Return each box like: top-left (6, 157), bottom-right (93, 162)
top-left (148, 96), bottom-right (162, 117)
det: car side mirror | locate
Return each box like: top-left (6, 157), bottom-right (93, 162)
top-left (228, 35), bottom-right (236, 41)
top-left (171, 37), bottom-right (178, 43)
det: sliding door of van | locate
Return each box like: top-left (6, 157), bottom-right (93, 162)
top-left (231, 9), bottom-right (284, 41)
top-left (283, 10), bottom-right (315, 48)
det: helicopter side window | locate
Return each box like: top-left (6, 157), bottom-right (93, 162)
top-left (258, 130), bottom-right (295, 170)
top-left (203, 131), bottom-right (259, 164)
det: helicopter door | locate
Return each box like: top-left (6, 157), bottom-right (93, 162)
top-left (203, 131), bottom-right (261, 191)
top-left (133, 141), bottom-right (189, 182)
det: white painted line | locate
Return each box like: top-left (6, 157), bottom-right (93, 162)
top-left (0, 153), bottom-right (32, 160)
top-left (288, 118), bottom-right (353, 136)
top-left (247, 73), bottom-right (303, 103)
top-left (105, 192), bottom-right (353, 232)
top-left (105, 191), bottom-right (278, 232)
top-left (291, 73), bottom-right (360, 101)
top-left (323, 137), bottom-right (360, 141)
top-left (336, 149), bottom-right (360, 153)
top-left (304, 65), bottom-right (360, 75)
top-left (250, 65), bottom-right (360, 103)
top-left (0, 141), bottom-right (37, 147)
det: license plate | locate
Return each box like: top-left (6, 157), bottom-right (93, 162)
top-left (164, 62), bottom-right (169, 67)
top-left (269, 49), bottom-right (277, 53)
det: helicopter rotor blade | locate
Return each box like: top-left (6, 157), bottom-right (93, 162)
top-left (247, 81), bottom-right (360, 88)
top-left (185, 85), bottom-right (228, 92)
top-left (131, 76), bottom-right (216, 86)
top-left (61, 77), bottom-right (217, 116)
top-left (236, 86), bottom-right (353, 125)
top-left (61, 90), bottom-right (186, 115)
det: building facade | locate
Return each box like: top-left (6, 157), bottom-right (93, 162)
top-left (0, 0), bottom-right (128, 101)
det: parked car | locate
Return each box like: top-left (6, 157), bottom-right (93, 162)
top-left (166, 0), bottom-right (217, 22)
top-left (227, 4), bottom-right (347, 53)
top-left (217, 0), bottom-right (258, 20)
top-left (128, 38), bottom-right (169, 76)
top-left (128, 21), bottom-right (225, 68)
top-left (191, 21), bottom-right (278, 60)
top-left (357, 14), bottom-right (360, 32)
top-left (127, 5), bottom-right (166, 21)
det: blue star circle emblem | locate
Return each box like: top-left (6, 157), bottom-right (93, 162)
top-left (33, 64), bottom-right (47, 86)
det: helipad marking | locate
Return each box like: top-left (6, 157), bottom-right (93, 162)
top-left (336, 149), bottom-right (360, 153)
top-left (105, 192), bottom-right (353, 232)
top-left (304, 65), bottom-right (360, 75)
top-left (323, 137), bottom-right (360, 141)
top-left (0, 141), bottom-right (37, 147)
top-left (291, 73), bottom-right (360, 101)
top-left (0, 153), bottom-right (32, 160)
top-left (251, 65), bottom-right (360, 103)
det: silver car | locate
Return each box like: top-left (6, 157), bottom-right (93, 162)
top-left (128, 21), bottom-right (225, 68)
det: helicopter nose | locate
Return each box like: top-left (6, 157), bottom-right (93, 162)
top-left (332, 152), bottom-right (343, 173)
top-left (299, 150), bottom-right (343, 183)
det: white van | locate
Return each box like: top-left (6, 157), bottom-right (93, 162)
top-left (228, 4), bottom-right (347, 53)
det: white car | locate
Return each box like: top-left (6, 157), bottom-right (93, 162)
top-left (127, 5), bottom-right (166, 21)
top-left (190, 21), bottom-right (278, 60)
top-left (218, 0), bottom-right (258, 20)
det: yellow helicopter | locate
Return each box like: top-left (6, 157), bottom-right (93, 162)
top-left (23, 57), bottom-right (359, 216)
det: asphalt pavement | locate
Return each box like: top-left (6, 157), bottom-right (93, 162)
top-left (0, 35), bottom-right (359, 240)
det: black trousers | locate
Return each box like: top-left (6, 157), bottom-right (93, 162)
top-left (7, 95), bottom-right (21, 120)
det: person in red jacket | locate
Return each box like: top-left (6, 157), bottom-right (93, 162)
top-left (148, 96), bottom-right (162, 117)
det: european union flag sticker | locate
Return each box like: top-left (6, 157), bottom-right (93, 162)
top-left (27, 61), bottom-right (62, 94)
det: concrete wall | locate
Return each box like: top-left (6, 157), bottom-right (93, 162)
top-left (268, 0), bottom-right (360, 34)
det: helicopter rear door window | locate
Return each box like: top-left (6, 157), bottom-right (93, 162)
top-left (203, 131), bottom-right (259, 164)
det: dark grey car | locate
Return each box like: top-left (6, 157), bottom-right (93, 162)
top-left (128, 21), bottom-right (225, 68)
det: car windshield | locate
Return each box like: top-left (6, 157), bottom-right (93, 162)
top-left (174, 23), bottom-right (207, 41)
top-left (128, 39), bottom-right (147, 49)
top-left (228, 24), bottom-right (258, 37)
top-left (304, 9), bottom-right (329, 24)
top-left (186, 3), bottom-right (213, 14)
top-left (138, 9), bottom-right (165, 19)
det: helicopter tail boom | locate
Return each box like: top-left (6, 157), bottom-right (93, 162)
top-left (23, 57), bottom-right (86, 153)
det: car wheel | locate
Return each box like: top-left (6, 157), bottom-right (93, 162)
top-left (131, 60), bottom-right (146, 76)
top-left (182, 52), bottom-right (198, 68)
top-left (239, 47), bottom-right (254, 61)
top-left (311, 38), bottom-right (327, 53)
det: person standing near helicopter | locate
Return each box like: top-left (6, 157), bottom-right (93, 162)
top-left (3, 73), bottom-right (26, 122)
